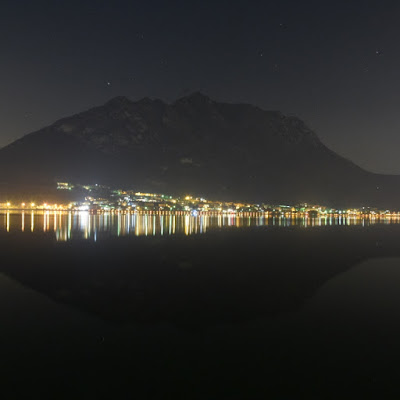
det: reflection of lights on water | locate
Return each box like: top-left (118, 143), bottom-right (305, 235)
top-left (135, 215), bottom-right (139, 236)
top-left (68, 212), bottom-right (72, 240)
top-left (1, 211), bottom-right (400, 241)
top-left (185, 215), bottom-right (190, 235)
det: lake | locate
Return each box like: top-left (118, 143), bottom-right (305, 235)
top-left (0, 210), bottom-right (398, 240)
top-left (1, 218), bottom-right (400, 398)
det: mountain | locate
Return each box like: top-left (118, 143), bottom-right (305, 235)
top-left (0, 92), bottom-right (398, 207)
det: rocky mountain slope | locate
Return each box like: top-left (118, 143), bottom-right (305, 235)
top-left (0, 93), bottom-right (398, 207)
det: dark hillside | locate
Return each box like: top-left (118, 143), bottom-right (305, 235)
top-left (0, 93), bottom-right (398, 207)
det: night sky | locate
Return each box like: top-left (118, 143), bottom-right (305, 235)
top-left (1, 0), bottom-right (400, 174)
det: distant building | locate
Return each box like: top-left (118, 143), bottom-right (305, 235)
top-left (57, 182), bottom-right (74, 190)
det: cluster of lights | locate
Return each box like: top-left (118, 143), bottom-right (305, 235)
top-left (3, 184), bottom-right (400, 217)
top-left (1, 202), bottom-right (69, 210)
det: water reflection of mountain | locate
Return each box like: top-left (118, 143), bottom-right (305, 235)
top-left (2, 225), bottom-right (400, 328)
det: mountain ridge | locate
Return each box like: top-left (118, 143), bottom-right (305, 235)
top-left (0, 93), bottom-right (398, 208)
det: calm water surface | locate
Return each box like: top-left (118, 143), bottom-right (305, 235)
top-left (2, 255), bottom-right (400, 398)
top-left (0, 210), bottom-right (398, 240)
top-left (1, 217), bottom-right (400, 398)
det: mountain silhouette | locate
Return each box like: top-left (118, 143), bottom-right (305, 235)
top-left (0, 93), bottom-right (398, 207)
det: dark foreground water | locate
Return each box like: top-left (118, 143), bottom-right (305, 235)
top-left (1, 222), bottom-right (400, 398)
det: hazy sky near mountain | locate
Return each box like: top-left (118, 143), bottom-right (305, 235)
top-left (1, 0), bottom-right (399, 174)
